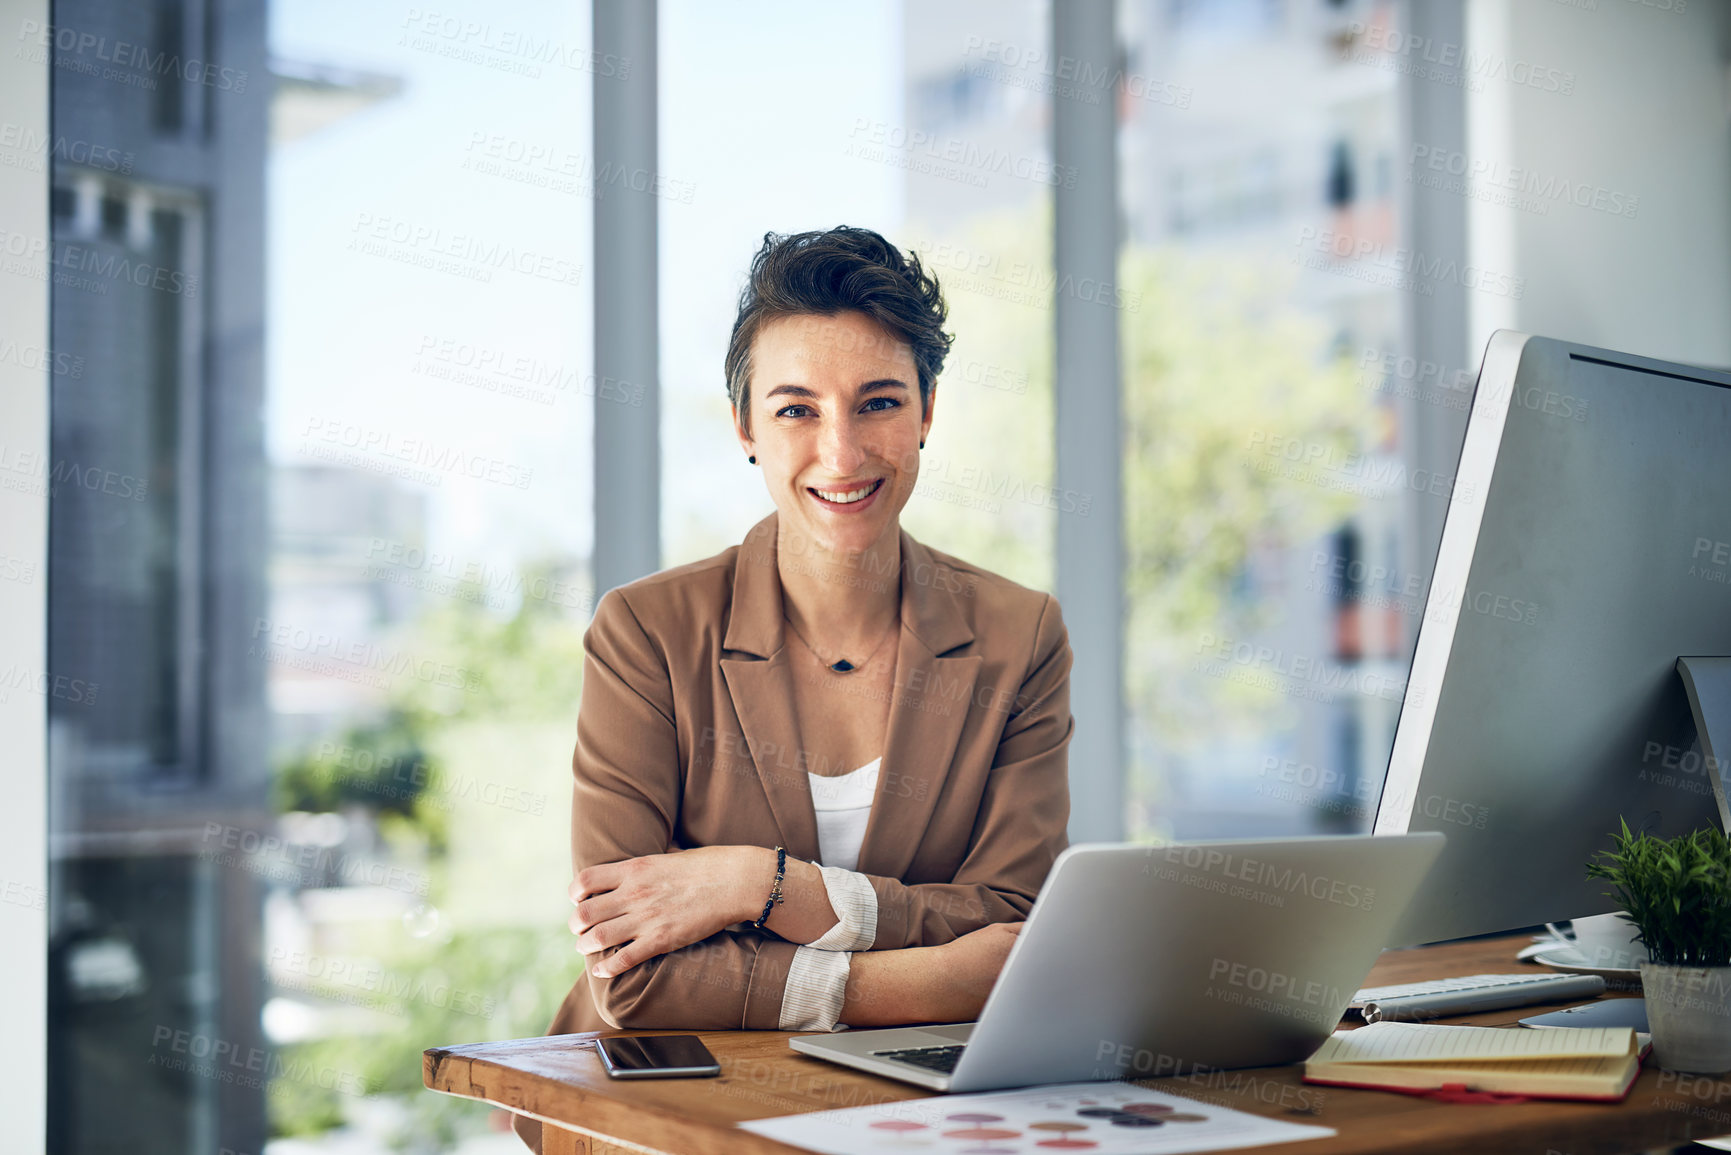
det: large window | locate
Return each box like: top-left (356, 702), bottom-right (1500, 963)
top-left (1117, 0), bottom-right (1409, 840)
top-left (29, 1), bottom-right (1731, 1151)
top-left (47, 1), bottom-right (593, 1150)
top-left (660, 0), bottom-right (1058, 593)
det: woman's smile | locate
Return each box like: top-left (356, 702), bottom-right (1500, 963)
top-left (808, 477), bottom-right (885, 512)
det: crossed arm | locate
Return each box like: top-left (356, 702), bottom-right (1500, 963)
top-left (566, 587), bottom-right (1072, 1029)
top-left (569, 845), bottom-right (842, 977)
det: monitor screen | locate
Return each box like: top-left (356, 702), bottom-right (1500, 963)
top-left (1375, 331), bottom-right (1731, 945)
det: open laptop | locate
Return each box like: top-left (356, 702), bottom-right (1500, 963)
top-left (790, 833), bottom-right (1445, 1091)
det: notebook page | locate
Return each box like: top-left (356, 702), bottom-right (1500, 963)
top-left (1312, 1022), bottom-right (1632, 1064)
top-left (1363, 1055), bottom-right (1630, 1077)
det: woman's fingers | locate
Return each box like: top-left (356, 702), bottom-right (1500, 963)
top-left (573, 913), bottom-right (634, 958)
top-left (571, 861), bottom-right (623, 903)
top-left (569, 892), bottom-right (621, 936)
top-left (590, 937), bottom-right (654, 979)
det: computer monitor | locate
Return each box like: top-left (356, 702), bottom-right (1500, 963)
top-left (1374, 331), bottom-right (1731, 946)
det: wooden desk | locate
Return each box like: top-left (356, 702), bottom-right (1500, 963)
top-left (425, 935), bottom-right (1731, 1155)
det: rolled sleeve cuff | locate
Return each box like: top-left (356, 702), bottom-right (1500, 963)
top-left (778, 945), bottom-right (853, 1031)
top-left (741, 938), bottom-right (799, 1029)
top-left (808, 866), bottom-right (878, 951)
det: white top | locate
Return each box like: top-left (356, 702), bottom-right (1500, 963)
top-left (808, 757), bottom-right (880, 872)
top-left (775, 758), bottom-right (883, 1033)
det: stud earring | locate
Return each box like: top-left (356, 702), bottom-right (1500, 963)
top-left (919, 440), bottom-right (925, 450)
top-left (748, 455), bottom-right (756, 465)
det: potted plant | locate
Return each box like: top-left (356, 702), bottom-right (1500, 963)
top-left (1588, 820), bottom-right (1731, 1073)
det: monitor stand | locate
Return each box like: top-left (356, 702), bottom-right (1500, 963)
top-left (1676, 656), bottom-right (1731, 835)
top-left (1556, 659), bottom-right (1731, 1027)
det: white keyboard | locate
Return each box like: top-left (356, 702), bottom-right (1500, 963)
top-left (1350, 972), bottom-right (1607, 1022)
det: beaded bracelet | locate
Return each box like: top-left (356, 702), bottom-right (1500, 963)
top-left (752, 845), bottom-right (788, 930)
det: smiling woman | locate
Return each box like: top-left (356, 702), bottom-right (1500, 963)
top-left (517, 226), bottom-right (1074, 1151)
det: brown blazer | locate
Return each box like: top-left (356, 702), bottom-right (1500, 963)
top-left (543, 510), bottom-right (1074, 1034)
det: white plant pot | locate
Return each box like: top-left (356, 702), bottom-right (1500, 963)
top-left (1641, 963), bottom-right (1731, 1074)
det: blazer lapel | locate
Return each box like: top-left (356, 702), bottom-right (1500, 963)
top-left (856, 529), bottom-right (980, 880)
top-left (720, 512), bottom-right (981, 880)
top-left (856, 632), bottom-right (980, 880)
top-left (720, 513), bottom-right (822, 863)
top-left (721, 651), bottom-right (823, 863)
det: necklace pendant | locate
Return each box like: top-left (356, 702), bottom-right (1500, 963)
top-left (830, 660), bottom-right (855, 673)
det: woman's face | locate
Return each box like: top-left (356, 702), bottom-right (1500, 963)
top-left (736, 310), bottom-right (933, 563)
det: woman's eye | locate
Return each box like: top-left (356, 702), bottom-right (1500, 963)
top-left (775, 404), bottom-right (812, 419)
top-left (862, 397), bottom-right (901, 412)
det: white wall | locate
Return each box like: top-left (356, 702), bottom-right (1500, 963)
top-left (0, 0), bottom-right (50, 1145)
top-left (1468, 0), bottom-right (1731, 367)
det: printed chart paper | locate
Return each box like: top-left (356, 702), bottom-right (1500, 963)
top-left (737, 1080), bottom-right (1334, 1154)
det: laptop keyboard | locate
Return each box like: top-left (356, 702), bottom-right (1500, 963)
top-left (871, 1044), bottom-right (966, 1074)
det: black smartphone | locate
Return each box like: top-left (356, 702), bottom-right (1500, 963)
top-left (595, 1034), bottom-right (721, 1079)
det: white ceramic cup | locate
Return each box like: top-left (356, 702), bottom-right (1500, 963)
top-left (1545, 912), bottom-right (1650, 970)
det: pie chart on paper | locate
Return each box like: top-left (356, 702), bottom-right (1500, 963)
top-left (737, 1080), bottom-right (1336, 1154)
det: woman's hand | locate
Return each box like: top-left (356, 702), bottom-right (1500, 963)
top-left (924, 921), bottom-right (1024, 1022)
top-left (569, 845), bottom-right (770, 978)
top-left (838, 921), bottom-right (1025, 1027)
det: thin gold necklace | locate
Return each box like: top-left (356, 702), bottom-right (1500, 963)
top-left (783, 612), bottom-right (897, 674)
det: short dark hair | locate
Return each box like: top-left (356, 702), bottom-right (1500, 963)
top-left (725, 226), bottom-right (952, 434)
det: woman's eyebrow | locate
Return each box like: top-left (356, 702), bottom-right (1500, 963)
top-left (763, 379), bottom-right (910, 401)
